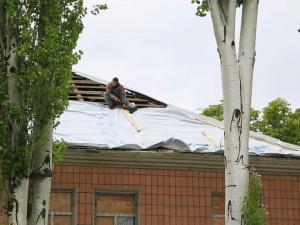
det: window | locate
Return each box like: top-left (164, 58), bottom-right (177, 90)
top-left (94, 189), bottom-right (139, 225)
top-left (211, 192), bottom-right (225, 225)
top-left (48, 188), bottom-right (77, 225)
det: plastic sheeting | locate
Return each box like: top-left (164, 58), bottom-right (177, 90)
top-left (53, 101), bottom-right (300, 158)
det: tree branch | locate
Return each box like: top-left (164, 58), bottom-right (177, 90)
top-left (208, 0), bottom-right (227, 46)
top-left (218, 0), bottom-right (228, 26)
top-left (226, 0), bottom-right (237, 42)
top-left (238, 0), bottom-right (259, 60)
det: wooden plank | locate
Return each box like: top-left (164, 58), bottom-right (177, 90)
top-left (127, 98), bottom-right (149, 103)
top-left (71, 84), bottom-right (83, 101)
top-left (73, 85), bottom-right (106, 90)
top-left (49, 192), bottom-right (72, 212)
top-left (213, 217), bottom-right (225, 225)
top-left (191, 115), bottom-right (296, 151)
top-left (134, 104), bottom-right (165, 108)
top-left (212, 194), bottom-right (225, 215)
top-left (97, 194), bottom-right (135, 214)
top-left (202, 130), bottom-right (219, 147)
top-left (54, 215), bottom-right (72, 225)
top-left (68, 96), bottom-right (105, 101)
top-left (248, 135), bottom-right (296, 151)
top-left (190, 115), bottom-right (224, 129)
top-left (97, 217), bottom-right (113, 225)
top-left (72, 74), bottom-right (85, 79)
top-left (122, 109), bottom-right (141, 132)
top-left (71, 94), bottom-right (149, 103)
top-left (68, 96), bottom-right (151, 104)
top-left (69, 79), bottom-right (99, 84)
top-left (73, 90), bottom-right (104, 95)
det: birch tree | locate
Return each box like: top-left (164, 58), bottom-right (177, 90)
top-left (192, 0), bottom-right (259, 224)
top-left (0, 1), bottom-right (107, 224)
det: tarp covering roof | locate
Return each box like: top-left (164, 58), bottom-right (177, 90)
top-left (54, 100), bottom-right (300, 158)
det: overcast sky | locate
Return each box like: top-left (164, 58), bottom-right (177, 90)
top-left (73, 0), bottom-right (300, 113)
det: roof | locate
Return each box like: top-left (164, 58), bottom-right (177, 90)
top-left (69, 70), bottom-right (166, 108)
top-left (53, 70), bottom-right (300, 158)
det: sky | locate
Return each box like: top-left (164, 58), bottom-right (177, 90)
top-left (73, 0), bottom-right (300, 113)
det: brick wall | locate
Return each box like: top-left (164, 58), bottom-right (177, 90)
top-left (261, 174), bottom-right (300, 225)
top-left (52, 165), bottom-right (225, 225)
top-left (1, 166), bottom-right (300, 225)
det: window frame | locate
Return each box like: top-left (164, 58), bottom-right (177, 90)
top-left (94, 188), bottom-right (140, 225)
top-left (49, 188), bottom-right (77, 225)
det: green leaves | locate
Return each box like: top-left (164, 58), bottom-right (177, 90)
top-left (191, 0), bottom-right (243, 17)
top-left (258, 98), bottom-right (300, 145)
top-left (191, 0), bottom-right (209, 17)
top-left (201, 100), bottom-right (224, 121)
top-left (201, 98), bottom-right (300, 146)
top-left (242, 168), bottom-right (268, 225)
top-left (52, 140), bottom-right (67, 165)
top-left (90, 4), bottom-right (108, 16)
top-left (1, 0), bottom-right (106, 211)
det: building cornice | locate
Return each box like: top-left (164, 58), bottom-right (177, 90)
top-left (59, 149), bottom-right (300, 176)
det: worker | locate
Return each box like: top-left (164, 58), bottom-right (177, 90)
top-left (103, 77), bottom-right (137, 113)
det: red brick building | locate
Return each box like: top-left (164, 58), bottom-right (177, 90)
top-left (51, 149), bottom-right (300, 225)
top-left (1, 72), bottom-right (300, 225)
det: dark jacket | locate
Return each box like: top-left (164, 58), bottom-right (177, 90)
top-left (105, 82), bottom-right (126, 103)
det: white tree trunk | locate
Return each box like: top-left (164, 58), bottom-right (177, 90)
top-left (7, 27), bottom-right (30, 225)
top-left (27, 121), bottom-right (53, 225)
top-left (8, 178), bottom-right (29, 225)
top-left (208, 0), bottom-right (259, 224)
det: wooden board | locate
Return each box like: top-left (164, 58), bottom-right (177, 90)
top-left (122, 109), bottom-right (141, 132)
top-left (202, 130), bottom-right (219, 147)
top-left (191, 115), bottom-right (296, 151)
top-left (212, 195), bottom-right (225, 215)
top-left (97, 194), bottom-right (135, 214)
top-left (49, 192), bottom-right (72, 212)
top-left (97, 216), bottom-right (114, 225)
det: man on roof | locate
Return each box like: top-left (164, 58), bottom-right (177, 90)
top-left (104, 77), bottom-right (137, 113)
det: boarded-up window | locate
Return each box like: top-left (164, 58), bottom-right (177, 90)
top-left (95, 190), bottom-right (138, 225)
top-left (48, 189), bottom-right (76, 225)
top-left (211, 192), bottom-right (225, 225)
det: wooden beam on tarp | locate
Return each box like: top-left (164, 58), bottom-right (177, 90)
top-left (122, 109), bottom-right (141, 132)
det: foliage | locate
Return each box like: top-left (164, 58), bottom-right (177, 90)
top-left (191, 0), bottom-right (243, 17)
top-left (52, 140), bottom-right (67, 165)
top-left (257, 98), bottom-right (300, 145)
top-left (191, 0), bottom-right (209, 17)
top-left (242, 168), bottom-right (268, 225)
top-left (0, 0), bottom-right (107, 215)
top-left (201, 98), bottom-right (300, 145)
top-left (201, 100), bottom-right (224, 121)
top-left (201, 100), bottom-right (261, 129)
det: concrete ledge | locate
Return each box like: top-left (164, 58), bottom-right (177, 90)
top-left (59, 149), bottom-right (300, 176)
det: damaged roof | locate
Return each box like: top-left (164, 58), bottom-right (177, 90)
top-left (69, 71), bottom-right (166, 108)
top-left (53, 70), bottom-right (300, 158)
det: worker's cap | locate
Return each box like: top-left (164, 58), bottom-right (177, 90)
top-left (113, 77), bottom-right (119, 82)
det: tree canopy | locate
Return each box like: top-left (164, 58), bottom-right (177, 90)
top-left (201, 98), bottom-right (300, 146)
top-left (0, 1), bottom-right (107, 223)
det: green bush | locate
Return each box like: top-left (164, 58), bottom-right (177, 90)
top-left (242, 168), bottom-right (268, 225)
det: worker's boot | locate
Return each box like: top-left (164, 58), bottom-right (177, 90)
top-left (128, 106), bottom-right (138, 114)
